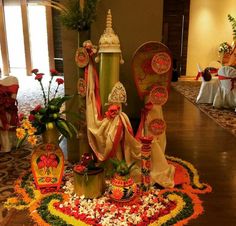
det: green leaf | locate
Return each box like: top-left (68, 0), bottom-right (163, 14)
top-left (55, 118), bottom-right (73, 138)
top-left (66, 121), bottom-right (78, 136)
top-left (16, 134), bottom-right (27, 149)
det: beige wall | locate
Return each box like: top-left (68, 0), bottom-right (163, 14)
top-left (186, 0), bottom-right (236, 76)
top-left (91, 0), bottom-right (163, 118)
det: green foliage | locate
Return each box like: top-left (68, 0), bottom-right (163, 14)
top-left (37, 194), bottom-right (72, 225)
top-left (228, 14), bottom-right (236, 39)
top-left (110, 159), bottom-right (136, 177)
top-left (60, 0), bottom-right (99, 31)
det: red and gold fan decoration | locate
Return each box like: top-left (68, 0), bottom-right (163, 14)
top-left (132, 41), bottom-right (172, 99)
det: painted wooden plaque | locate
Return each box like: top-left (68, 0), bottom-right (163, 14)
top-left (75, 47), bottom-right (89, 68)
top-left (148, 118), bottom-right (166, 136)
top-left (31, 143), bottom-right (64, 191)
top-left (149, 85), bottom-right (168, 106)
top-left (132, 42), bottom-right (172, 99)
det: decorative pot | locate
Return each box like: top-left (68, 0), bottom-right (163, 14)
top-left (31, 143), bottom-right (64, 192)
top-left (109, 174), bottom-right (137, 202)
top-left (73, 167), bottom-right (105, 198)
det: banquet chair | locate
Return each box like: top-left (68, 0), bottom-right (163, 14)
top-left (0, 76), bottom-right (19, 152)
top-left (196, 65), bottom-right (219, 104)
top-left (213, 66), bottom-right (236, 110)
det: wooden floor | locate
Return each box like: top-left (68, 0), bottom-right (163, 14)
top-left (4, 88), bottom-right (236, 225)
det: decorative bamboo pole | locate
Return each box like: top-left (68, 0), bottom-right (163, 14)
top-left (96, 9), bottom-right (123, 114)
top-left (140, 136), bottom-right (153, 192)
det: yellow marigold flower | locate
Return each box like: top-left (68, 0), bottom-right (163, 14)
top-left (16, 128), bottom-right (26, 139)
top-left (27, 135), bottom-right (37, 146)
top-left (28, 127), bottom-right (37, 135)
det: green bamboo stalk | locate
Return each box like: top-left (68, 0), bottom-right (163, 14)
top-left (99, 53), bottom-right (120, 114)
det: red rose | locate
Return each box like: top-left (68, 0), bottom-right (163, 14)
top-left (31, 68), bottom-right (39, 74)
top-left (34, 105), bottom-right (42, 112)
top-left (74, 164), bottom-right (86, 173)
top-left (50, 69), bottom-right (59, 76)
top-left (105, 104), bottom-right (120, 119)
top-left (35, 73), bottom-right (44, 81)
top-left (56, 78), bottom-right (64, 85)
top-left (28, 114), bottom-right (35, 122)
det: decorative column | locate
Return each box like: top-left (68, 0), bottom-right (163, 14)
top-left (140, 136), bottom-right (153, 192)
top-left (96, 9), bottom-right (124, 114)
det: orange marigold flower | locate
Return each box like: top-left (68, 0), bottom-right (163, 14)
top-left (16, 128), bottom-right (26, 139)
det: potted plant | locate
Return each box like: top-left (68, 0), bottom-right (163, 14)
top-left (108, 159), bottom-right (138, 202)
top-left (73, 153), bottom-right (105, 198)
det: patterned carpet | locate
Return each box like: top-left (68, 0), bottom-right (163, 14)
top-left (172, 80), bottom-right (236, 137)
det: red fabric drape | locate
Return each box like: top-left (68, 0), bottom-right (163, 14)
top-left (0, 84), bottom-right (19, 130)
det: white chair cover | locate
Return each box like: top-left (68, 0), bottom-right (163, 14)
top-left (196, 77), bottom-right (219, 104)
top-left (213, 66), bottom-right (236, 109)
top-left (0, 76), bottom-right (19, 152)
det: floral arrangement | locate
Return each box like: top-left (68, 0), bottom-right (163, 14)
top-left (27, 69), bottom-right (77, 139)
top-left (228, 14), bottom-right (236, 40)
top-left (73, 153), bottom-right (98, 174)
top-left (16, 115), bottom-right (37, 148)
top-left (218, 42), bottom-right (232, 54)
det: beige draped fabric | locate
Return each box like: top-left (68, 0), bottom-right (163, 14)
top-left (86, 61), bottom-right (175, 188)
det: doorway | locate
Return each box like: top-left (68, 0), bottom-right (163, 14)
top-left (163, 0), bottom-right (190, 76)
